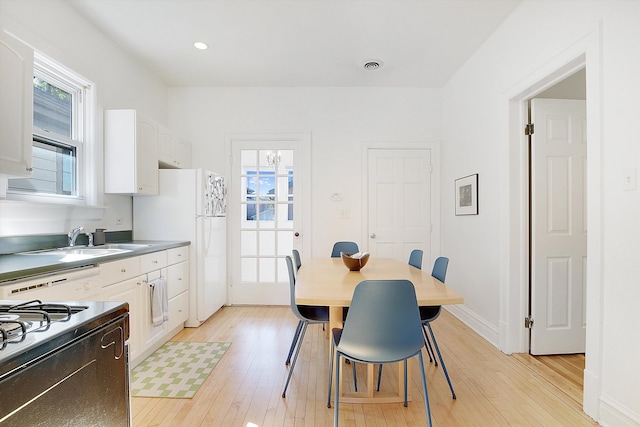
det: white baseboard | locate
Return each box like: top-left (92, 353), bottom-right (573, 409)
top-left (599, 394), bottom-right (640, 427)
top-left (444, 304), bottom-right (500, 349)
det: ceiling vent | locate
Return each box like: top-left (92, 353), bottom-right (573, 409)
top-left (362, 59), bottom-right (384, 70)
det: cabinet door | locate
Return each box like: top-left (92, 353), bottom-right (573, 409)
top-left (102, 276), bottom-right (144, 364)
top-left (104, 109), bottom-right (158, 195)
top-left (136, 115), bottom-right (159, 195)
top-left (142, 270), bottom-right (167, 349)
top-left (158, 125), bottom-right (176, 168)
top-left (0, 32), bottom-right (33, 177)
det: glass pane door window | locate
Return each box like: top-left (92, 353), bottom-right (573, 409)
top-left (239, 149), bottom-right (294, 285)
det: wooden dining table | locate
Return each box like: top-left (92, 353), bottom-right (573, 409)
top-left (295, 257), bottom-right (464, 404)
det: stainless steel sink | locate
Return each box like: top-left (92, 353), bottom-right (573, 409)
top-left (18, 246), bottom-right (132, 261)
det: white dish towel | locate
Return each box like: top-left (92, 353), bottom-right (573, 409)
top-left (150, 277), bottom-right (169, 326)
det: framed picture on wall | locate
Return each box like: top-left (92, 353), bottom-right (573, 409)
top-left (455, 174), bottom-right (478, 215)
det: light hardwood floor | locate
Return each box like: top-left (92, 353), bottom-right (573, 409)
top-left (131, 306), bottom-right (598, 426)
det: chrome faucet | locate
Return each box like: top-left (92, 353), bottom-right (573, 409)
top-left (68, 226), bottom-right (84, 247)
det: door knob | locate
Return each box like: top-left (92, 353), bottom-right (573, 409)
top-left (370, 233), bottom-right (376, 238)
top-left (294, 232), bottom-right (300, 237)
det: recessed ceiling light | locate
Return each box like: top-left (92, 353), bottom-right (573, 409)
top-left (194, 42), bottom-right (208, 50)
top-left (362, 59), bottom-right (384, 70)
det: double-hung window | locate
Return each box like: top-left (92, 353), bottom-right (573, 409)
top-left (8, 53), bottom-right (92, 203)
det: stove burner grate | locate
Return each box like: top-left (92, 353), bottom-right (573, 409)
top-left (0, 300), bottom-right (88, 349)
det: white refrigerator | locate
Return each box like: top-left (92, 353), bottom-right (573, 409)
top-left (133, 169), bottom-right (227, 327)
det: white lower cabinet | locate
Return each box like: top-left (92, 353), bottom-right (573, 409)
top-left (166, 256), bottom-right (189, 331)
top-left (101, 275), bottom-right (144, 365)
top-left (99, 246), bottom-right (190, 367)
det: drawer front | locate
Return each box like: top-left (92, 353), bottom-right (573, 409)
top-left (167, 246), bottom-right (189, 265)
top-left (140, 251), bottom-right (168, 272)
top-left (167, 261), bottom-right (189, 299)
top-left (100, 257), bottom-right (141, 286)
top-left (168, 290), bottom-right (189, 330)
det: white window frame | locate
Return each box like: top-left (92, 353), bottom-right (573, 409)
top-left (7, 52), bottom-right (96, 205)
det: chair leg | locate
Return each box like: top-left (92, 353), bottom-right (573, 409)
top-left (352, 360), bottom-right (358, 392)
top-left (403, 360), bottom-right (408, 407)
top-left (376, 364), bottom-right (383, 391)
top-left (421, 323), bottom-right (435, 364)
top-left (327, 337), bottom-right (335, 408)
top-left (334, 353), bottom-right (342, 427)
top-left (417, 351), bottom-right (433, 427)
top-left (426, 322), bottom-right (456, 399)
top-left (286, 320), bottom-right (303, 365)
top-left (282, 322), bottom-right (308, 398)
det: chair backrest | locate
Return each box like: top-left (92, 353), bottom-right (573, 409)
top-left (285, 256), bottom-right (304, 320)
top-left (292, 249), bottom-right (302, 271)
top-left (431, 256), bottom-right (449, 283)
top-left (331, 241), bottom-right (359, 258)
top-left (408, 249), bottom-right (423, 270)
top-left (339, 280), bottom-right (425, 363)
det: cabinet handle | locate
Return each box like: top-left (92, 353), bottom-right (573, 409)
top-left (121, 268), bottom-right (126, 273)
top-left (152, 260), bottom-right (158, 264)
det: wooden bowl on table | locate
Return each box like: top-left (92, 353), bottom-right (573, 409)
top-left (341, 252), bottom-right (370, 271)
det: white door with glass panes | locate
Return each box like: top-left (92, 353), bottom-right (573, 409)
top-left (228, 135), bottom-right (310, 305)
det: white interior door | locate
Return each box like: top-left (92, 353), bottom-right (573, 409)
top-left (228, 134), bottom-right (309, 305)
top-left (530, 98), bottom-right (587, 355)
top-left (367, 148), bottom-right (431, 265)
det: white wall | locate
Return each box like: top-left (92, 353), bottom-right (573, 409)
top-left (0, 0), bottom-right (168, 237)
top-left (442, 0), bottom-right (640, 425)
top-left (168, 86), bottom-right (441, 257)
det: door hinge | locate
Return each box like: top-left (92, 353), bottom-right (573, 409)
top-left (524, 316), bottom-right (534, 329)
top-left (525, 123), bottom-right (534, 136)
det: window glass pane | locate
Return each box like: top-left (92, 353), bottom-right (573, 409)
top-left (277, 231), bottom-right (293, 255)
top-left (276, 204), bottom-right (293, 228)
top-left (259, 258), bottom-right (276, 282)
top-left (240, 258), bottom-right (257, 282)
top-left (259, 231), bottom-right (276, 256)
top-left (277, 257), bottom-right (288, 282)
top-left (240, 231), bottom-right (257, 256)
top-left (277, 150), bottom-right (293, 174)
top-left (9, 138), bottom-right (76, 195)
top-left (33, 77), bottom-right (72, 138)
top-left (258, 172), bottom-right (275, 197)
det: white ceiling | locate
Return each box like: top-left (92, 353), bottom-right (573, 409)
top-left (69, 0), bottom-right (522, 88)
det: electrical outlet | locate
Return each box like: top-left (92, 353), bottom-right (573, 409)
top-left (340, 209), bottom-right (350, 219)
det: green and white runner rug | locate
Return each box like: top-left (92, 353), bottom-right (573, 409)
top-left (131, 341), bottom-right (231, 398)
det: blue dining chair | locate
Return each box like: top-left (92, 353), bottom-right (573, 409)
top-left (292, 249), bottom-right (302, 272)
top-left (327, 280), bottom-right (432, 427)
top-left (282, 255), bottom-right (357, 397)
top-left (408, 249), bottom-right (423, 269)
top-left (376, 255), bottom-right (456, 399)
top-left (330, 241), bottom-right (359, 258)
top-left (420, 257), bottom-right (456, 399)
top-left (282, 256), bottom-right (330, 397)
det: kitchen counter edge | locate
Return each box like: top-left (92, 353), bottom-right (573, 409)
top-left (0, 240), bottom-right (191, 284)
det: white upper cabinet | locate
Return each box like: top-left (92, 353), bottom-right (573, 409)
top-left (0, 32), bottom-right (33, 177)
top-left (104, 109), bottom-right (159, 195)
top-left (158, 124), bottom-right (191, 169)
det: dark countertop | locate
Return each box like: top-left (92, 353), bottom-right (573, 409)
top-left (0, 240), bottom-right (190, 284)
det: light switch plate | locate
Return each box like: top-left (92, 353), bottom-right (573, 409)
top-left (623, 168), bottom-right (637, 191)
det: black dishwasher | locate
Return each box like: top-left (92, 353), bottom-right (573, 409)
top-left (0, 300), bottom-right (130, 426)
